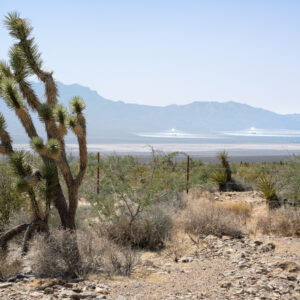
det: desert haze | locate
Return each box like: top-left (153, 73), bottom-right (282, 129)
top-left (0, 3), bottom-right (300, 300)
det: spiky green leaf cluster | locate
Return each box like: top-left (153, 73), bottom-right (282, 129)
top-left (210, 169), bottom-right (227, 185)
top-left (9, 45), bottom-right (29, 81)
top-left (257, 175), bottom-right (277, 201)
top-left (9, 151), bottom-right (32, 177)
top-left (41, 161), bottom-right (58, 202)
top-left (0, 60), bottom-right (13, 79)
top-left (67, 115), bottom-right (77, 128)
top-left (0, 113), bottom-right (7, 131)
top-left (4, 11), bottom-right (32, 40)
top-left (31, 136), bottom-right (44, 152)
top-left (70, 96), bottom-right (85, 114)
top-left (41, 161), bottom-right (57, 181)
top-left (14, 178), bottom-right (29, 192)
top-left (53, 104), bottom-right (68, 124)
top-left (38, 103), bottom-right (53, 122)
top-left (218, 151), bottom-right (228, 163)
top-left (4, 12), bottom-right (42, 74)
top-left (0, 77), bottom-right (24, 109)
top-left (46, 138), bottom-right (60, 156)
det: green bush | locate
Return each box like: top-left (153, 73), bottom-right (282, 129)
top-left (0, 162), bottom-right (25, 231)
top-left (277, 157), bottom-right (300, 206)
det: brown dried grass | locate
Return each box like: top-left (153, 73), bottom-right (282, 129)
top-left (255, 207), bottom-right (300, 237)
top-left (179, 198), bottom-right (244, 238)
top-left (28, 229), bottom-right (139, 278)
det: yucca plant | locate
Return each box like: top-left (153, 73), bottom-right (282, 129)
top-left (218, 151), bottom-right (232, 182)
top-left (210, 151), bottom-right (232, 191)
top-left (210, 169), bottom-right (227, 191)
top-left (257, 175), bottom-right (281, 210)
top-left (0, 12), bottom-right (87, 260)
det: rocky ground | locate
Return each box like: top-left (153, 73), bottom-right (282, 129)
top-left (0, 192), bottom-right (299, 300)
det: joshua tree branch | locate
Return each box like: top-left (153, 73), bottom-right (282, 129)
top-left (0, 128), bottom-right (13, 154)
top-left (0, 223), bottom-right (29, 251)
top-left (18, 80), bottom-right (41, 110)
top-left (74, 114), bottom-right (87, 185)
top-left (21, 219), bottom-right (49, 255)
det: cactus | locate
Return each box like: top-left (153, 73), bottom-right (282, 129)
top-left (0, 12), bottom-right (87, 253)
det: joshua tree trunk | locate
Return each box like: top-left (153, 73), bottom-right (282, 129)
top-left (0, 12), bottom-right (88, 252)
top-left (54, 183), bottom-right (69, 229)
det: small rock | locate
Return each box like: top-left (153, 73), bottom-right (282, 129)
top-left (220, 282), bottom-right (232, 288)
top-left (43, 287), bottom-right (54, 294)
top-left (0, 282), bottom-right (13, 288)
top-left (95, 287), bottom-right (109, 295)
top-left (276, 262), bottom-right (300, 272)
top-left (225, 248), bottom-right (235, 254)
top-left (254, 240), bottom-right (263, 246)
top-left (180, 256), bottom-right (193, 263)
top-left (287, 276), bottom-right (296, 281)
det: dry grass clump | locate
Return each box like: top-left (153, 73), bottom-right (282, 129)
top-left (255, 207), bottom-right (300, 237)
top-left (107, 245), bottom-right (140, 276)
top-left (220, 202), bottom-right (252, 220)
top-left (28, 229), bottom-right (139, 278)
top-left (103, 207), bottom-right (173, 250)
top-left (164, 236), bottom-right (188, 262)
top-left (181, 199), bottom-right (244, 238)
top-left (0, 249), bottom-right (22, 280)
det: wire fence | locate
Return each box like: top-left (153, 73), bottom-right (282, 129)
top-left (89, 151), bottom-right (299, 205)
top-left (1, 150), bottom-right (299, 206)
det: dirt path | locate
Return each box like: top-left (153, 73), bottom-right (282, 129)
top-left (0, 192), bottom-right (299, 300)
top-left (1, 233), bottom-right (299, 300)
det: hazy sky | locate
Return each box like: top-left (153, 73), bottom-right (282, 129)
top-left (1, 0), bottom-right (300, 114)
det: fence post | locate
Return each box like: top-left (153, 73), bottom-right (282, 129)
top-left (97, 152), bottom-right (100, 195)
top-left (186, 155), bottom-right (190, 194)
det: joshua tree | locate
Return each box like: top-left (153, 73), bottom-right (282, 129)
top-left (0, 12), bottom-right (87, 252)
top-left (218, 151), bottom-right (232, 183)
top-left (210, 151), bottom-right (232, 191)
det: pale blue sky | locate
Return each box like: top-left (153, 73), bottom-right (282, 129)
top-left (1, 0), bottom-right (300, 114)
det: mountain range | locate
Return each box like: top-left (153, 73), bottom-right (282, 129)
top-left (1, 81), bottom-right (300, 143)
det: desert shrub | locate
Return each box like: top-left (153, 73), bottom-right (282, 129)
top-left (28, 229), bottom-right (139, 278)
top-left (238, 163), bottom-right (267, 184)
top-left (84, 153), bottom-right (180, 250)
top-left (0, 249), bottom-right (22, 280)
top-left (103, 206), bottom-right (173, 250)
top-left (183, 199), bottom-right (243, 238)
top-left (87, 153), bottom-right (185, 219)
top-left (277, 157), bottom-right (300, 206)
top-left (220, 202), bottom-right (252, 220)
top-left (255, 207), bottom-right (300, 236)
top-left (164, 236), bottom-right (188, 262)
top-left (0, 163), bottom-right (25, 231)
top-left (107, 245), bottom-right (140, 276)
top-left (29, 230), bottom-right (84, 278)
top-left (189, 163), bottom-right (218, 190)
